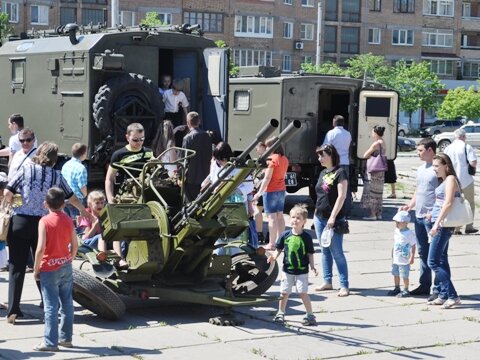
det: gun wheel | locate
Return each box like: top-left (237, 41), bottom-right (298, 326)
top-left (72, 269), bottom-right (126, 320)
top-left (229, 253), bottom-right (279, 296)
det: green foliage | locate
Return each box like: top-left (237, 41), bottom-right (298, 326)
top-left (437, 86), bottom-right (480, 120)
top-left (0, 12), bottom-right (14, 42)
top-left (386, 60), bottom-right (444, 126)
top-left (216, 40), bottom-right (239, 77)
top-left (344, 53), bottom-right (389, 83)
top-left (301, 61), bottom-right (345, 76)
top-left (140, 12), bottom-right (163, 27)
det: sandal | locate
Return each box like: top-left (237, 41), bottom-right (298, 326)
top-left (315, 283), bottom-right (333, 291)
top-left (387, 194), bottom-right (396, 199)
top-left (273, 312), bottom-right (285, 324)
top-left (337, 288), bottom-right (350, 297)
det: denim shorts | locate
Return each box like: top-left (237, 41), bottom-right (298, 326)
top-left (263, 190), bottom-right (286, 214)
top-left (392, 263), bottom-right (410, 279)
top-left (280, 272), bottom-right (309, 294)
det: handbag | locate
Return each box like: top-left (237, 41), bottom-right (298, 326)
top-left (0, 204), bottom-right (12, 241)
top-left (442, 178), bottom-right (474, 227)
top-left (464, 145), bottom-right (476, 176)
top-left (366, 152), bottom-right (387, 173)
top-left (334, 219), bottom-right (350, 234)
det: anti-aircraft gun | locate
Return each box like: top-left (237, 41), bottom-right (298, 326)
top-left (73, 119), bottom-right (302, 323)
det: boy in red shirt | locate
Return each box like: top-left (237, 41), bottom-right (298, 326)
top-left (33, 187), bottom-right (78, 352)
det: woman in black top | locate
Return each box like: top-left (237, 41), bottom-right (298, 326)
top-left (313, 144), bottom-right (350, 297)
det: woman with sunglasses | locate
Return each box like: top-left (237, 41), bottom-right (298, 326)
top-left (313, 144), bottom-right (350, 297)
top-left (361, 126), bottom-right (386, 220)
top-left (7, 128), bottom-right (36, 180)
top-left (427, 153), bottom-right (461, 308)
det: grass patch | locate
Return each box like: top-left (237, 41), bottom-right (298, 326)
top-left (463, 316), bottom-right (480, 323)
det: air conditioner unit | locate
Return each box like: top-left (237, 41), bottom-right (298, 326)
top-left (295, 41), bottom-right (304, 50)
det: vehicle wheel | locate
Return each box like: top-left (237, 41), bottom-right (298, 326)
top-left (398, 130), bottom-right (405, 137)
top-left (438, 140), bottom-right (451, 152)
top-left (229, 253), bottom-right (279, 296)
top-left (93, 73), bottom-right (164, 142)
top-left (72, 269), bottom-right (126, 320)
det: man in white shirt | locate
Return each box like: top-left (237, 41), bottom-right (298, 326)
top-left (163, 78), bottom-right (190, 128)
top-left (323, 115), bottom-right (352, 213)
top-left (0, 114), bottom-right (23, 165)
top-left (444, 128), bottom-right (478, 234)
top-left (8, 128), bottom-right (36, 180)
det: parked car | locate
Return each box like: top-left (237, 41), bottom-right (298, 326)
top-left (398, 123), bottom-right (410, 137)
top-left (432, 123), bottom-right (480, 152)
top-left (419, 120), bottom-right (463, 137)
top-left (397, 136), bottom-right (416, 152)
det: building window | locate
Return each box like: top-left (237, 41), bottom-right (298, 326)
top-left (82, 9), bottom-right (106, 26)
top-left (424, 0), bottom-right (454, 16)
top-left (232, 49), bottom-right (272, 67)
top-left (430, 59), bottom-right (453, 75)
top-left (284, 0), bottom-right (293, 5)
top-left (463, 2), bottom-right (471, 17)
top-left (234, 15), bottom-right (273, 38)
top-left (283, 55), bottom-right (292, 72)
top-left (369, 0), bottom-right (381, 11)
top-left (368, 28), bottom-right (381, 44)
top-left (2, 2), bottom-right (19, 23)
top-left (394, 0), bottom-right (415, 13)
top-left (422, 28), bottom-right (453, 47)
top-left (300, 24), bottom-right (314, 40)
top-left (302, 55), bottom-right (313, 64)
top-left (325, 0), bottom-right (338, 21)
top-left (302, 0), bottom-right (314, 7)
top-left (341, 27), bottom-right (359, 53)
top-left (283, 22), bottom-right (293, 38)
top-left (81, 0), bottom-right (107, 4)
top-left (342, 0), bottom-right (361, 22)
top-left (60, 7), bottom-right (76, 24)
top-left (158, 13), bottom-right (172, 25)
top-left (60, 0), bottom-right (77, 2)
top-left (184, 12), bottom-right (223, 32)
top-left (392, 29), bottom-right (414, 45)
top-left (31, 5), bottom-right (49, 25)
top-left (324, 25), bottom-right (337, 52)
top-left (118, 11), bottom-right (135, 27)
top-left (463, 62), bottom-right (479, 78)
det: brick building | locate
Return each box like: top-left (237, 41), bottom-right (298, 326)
top-left (2, 0), bottom-right (480, 80)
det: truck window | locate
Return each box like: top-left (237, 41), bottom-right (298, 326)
top-left (234, 90), bottom-right (250, 111)
top-left (11, 59), bottom-right (26, 88)
top-left (365, 97), bottom-right (390, 117)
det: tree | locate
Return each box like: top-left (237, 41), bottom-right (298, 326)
top-left (0, 13), bottom-right (14, 44)
top-left (386, 60), bottom-right (444, 128)
top-left (437, 86), bottom-right (480, 120)
top-left (215, 40), bottom-right (239, 77)
top-left (140, 12), bottom-right (163, 27)
top-left (344, 53), bottom-right (389, 83)
top-left (300, 61), bottom-right (346, 76)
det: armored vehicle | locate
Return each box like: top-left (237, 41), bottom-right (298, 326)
top-left (228, 67), bottom-right (399, 195)
top-left (0, 24), bottom-right (228, 182)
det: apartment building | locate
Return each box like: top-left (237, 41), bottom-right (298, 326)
top-left (2, 1), bottom-right (480, 80)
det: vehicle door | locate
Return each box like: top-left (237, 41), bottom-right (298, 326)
top-left (470, 125), bottom-right (480, 147)
top-left (463, 125), bottom-right (475, 145)
top-left (357, 90), bottom-right (399, 160)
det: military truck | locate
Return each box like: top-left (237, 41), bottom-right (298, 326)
top-left (228, 67), bottom-right (399, 196)
top-left (0, 24), bottom-right (228, 182)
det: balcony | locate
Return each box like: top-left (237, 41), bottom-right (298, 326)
top-left (461, 16), bottom-right (480, 31)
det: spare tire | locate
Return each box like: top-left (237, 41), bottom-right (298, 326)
top-left (93, 73), bottom-right (164, 144)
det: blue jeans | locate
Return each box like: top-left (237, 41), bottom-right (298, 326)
top-left (40, 263), bottom-right (74, 347)
top-left (414, 216), bottom-right (438, 292)
top-left (82, 234), bottom-right (101, 249)
top-left (314, 216), bottom-right (349, 288)
top-left (427, 227), bottom-right (457, 300)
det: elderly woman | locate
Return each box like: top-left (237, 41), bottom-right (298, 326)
top-left (3, 142), bottom-right (90, 324)
top-left (313, 144), bottom-right (350, 297)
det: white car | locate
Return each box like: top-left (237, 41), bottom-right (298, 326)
top-left (397, 123), bottom-right (410, 137)
top-left (432, 123), bottom-right (480, 152)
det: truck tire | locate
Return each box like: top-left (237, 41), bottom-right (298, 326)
top-left (93, 73), bottom-right (164, 140)
top-left (438, 140), bottom-right (451, 152)
top-left (72, 269), bottom-right (126, 320)
top-left (230, 253), bottom-right (279, 296)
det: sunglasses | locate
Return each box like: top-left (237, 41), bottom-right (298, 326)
top-left (131, 137), bottom-right (145, 143)
top-left (19, 137), bottom-right (34, 143)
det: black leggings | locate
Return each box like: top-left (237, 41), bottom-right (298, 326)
top-left (7, 214), bottom-right (41, 316)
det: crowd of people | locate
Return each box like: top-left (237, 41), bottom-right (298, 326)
top-left (0, 92), bottom-right (476, 350)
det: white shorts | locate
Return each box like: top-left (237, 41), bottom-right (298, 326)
top-left (280, 272), bottom-right (309, 294)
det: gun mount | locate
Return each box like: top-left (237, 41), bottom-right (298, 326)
top-left (73, 120), bottom-right (301, 321)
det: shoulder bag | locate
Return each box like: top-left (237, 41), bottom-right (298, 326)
top-left (442, 178), bottom-right (474, 227)
top-left (366, 148), bottom-right (387, 173)
top-left (464, 145), bottom-right (476, 176)
top-left (0, 204), bottom-right (12, 241)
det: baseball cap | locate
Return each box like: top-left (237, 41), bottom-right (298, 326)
top-left (393, 210), bottom-right (411, 223)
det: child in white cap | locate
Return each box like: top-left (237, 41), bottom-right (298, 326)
top-left (388, 210), bottom-right (417, 297)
